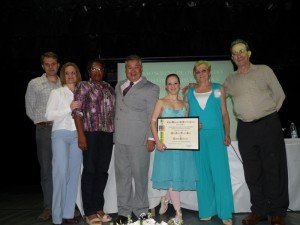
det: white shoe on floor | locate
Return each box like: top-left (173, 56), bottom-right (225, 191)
top-left (159, 196), bottom-right (169, 215)
top-left (222, 219), bottom-right (232, 225)
top-left (200, 216), bottom-right (211, 221)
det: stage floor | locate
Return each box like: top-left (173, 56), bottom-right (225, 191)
top-left (1, 185), bottom-right (299, 225)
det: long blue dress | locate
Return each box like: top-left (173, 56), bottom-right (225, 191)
top-left (151, 107), bottom-right (198, 191)
top-left (187, 83), bottom-right (234, 219)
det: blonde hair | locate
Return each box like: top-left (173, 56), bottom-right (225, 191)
top-left (60, 62), bottom-right (82, 86)
top-left (193, 60), bottom-right (211, 76)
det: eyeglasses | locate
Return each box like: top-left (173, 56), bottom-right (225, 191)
top-left (195, 69), bottom-right (208, 75)
top-left (231, 49), bottom-right (248, 56)
top-left (90, 67), bottom-right (104, 72)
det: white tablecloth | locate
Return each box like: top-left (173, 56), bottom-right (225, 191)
top-left (76, 139), bottom-right (300, 215)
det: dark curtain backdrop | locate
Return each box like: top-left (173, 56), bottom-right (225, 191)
top-left (1, 0), bottom-right (299, 186)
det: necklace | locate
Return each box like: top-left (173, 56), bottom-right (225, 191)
top-left (196, 83), bottom-right (211, 90)
top-left (165, 96), bottom-right (180, 101)
top-left (165, 93), bottom-right (179, 101)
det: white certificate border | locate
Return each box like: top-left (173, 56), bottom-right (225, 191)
top-left (157, 116), bottom-right (199, 151)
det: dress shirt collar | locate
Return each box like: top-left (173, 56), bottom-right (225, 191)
top-left (125, 77), bottom-right (142, 86)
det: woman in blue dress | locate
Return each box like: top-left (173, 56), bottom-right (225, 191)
top-left (151, 74), bottom-right (197, 225)
top-left (185, 60), bottom-right (233, 225)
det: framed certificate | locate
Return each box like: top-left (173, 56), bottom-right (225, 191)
top-left (157, 117), bottom-right (199, 150)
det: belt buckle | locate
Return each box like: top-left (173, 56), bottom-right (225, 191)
top-left (38, 121), bottom-right (53, 127)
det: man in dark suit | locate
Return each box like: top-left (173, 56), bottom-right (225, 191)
top-left (114, 55), bottom-right (159, 224)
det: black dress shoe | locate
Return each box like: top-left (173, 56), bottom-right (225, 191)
top-left (63, 217), bottom-right (79, 224)
top-left (271, 215), bottom-right (285, 225)
top-left (115, 215), bottom-right (128, 224)
top-left (242, 212), bottom-right (267, 225)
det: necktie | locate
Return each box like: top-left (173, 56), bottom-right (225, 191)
top-left (123, 82), bottom-right (134, 96)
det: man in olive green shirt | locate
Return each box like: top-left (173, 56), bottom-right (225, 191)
top-left (224, 39), bottom-right (288, 225)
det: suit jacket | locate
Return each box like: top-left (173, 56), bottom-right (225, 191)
top-left (114, 76), bottom-right (159, 146)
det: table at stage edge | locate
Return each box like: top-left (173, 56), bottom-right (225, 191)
top-left (76, 138), bottom-right (300, 215)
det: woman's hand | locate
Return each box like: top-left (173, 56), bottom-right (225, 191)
top-left (70, 100), bottom-right (81, 110)
top-left (182, 83), bottom-right (196, 95)
top-left (224, 135), bottom-right (231, 146)
top-left (156, 140), bottom-right (167, 151)
top-left (198, 123), bottom-right (203, 130)
top-left (78, 133), bottom-right (87, 151)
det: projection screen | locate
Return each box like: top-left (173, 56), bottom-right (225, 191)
top-left (117, 60), bottom-right (237, 140)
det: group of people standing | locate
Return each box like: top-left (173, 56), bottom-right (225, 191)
top-left (25, 39), bottom-right (289, 225)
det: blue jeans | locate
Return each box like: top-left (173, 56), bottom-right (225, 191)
top-left (51, 130), bottom-right (82, 224)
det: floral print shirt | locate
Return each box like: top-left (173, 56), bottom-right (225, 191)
top-left (73, 80), bottom-right (115, 132)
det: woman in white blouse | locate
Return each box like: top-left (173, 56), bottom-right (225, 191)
top-left (45, 62), bottom-right (82, 225)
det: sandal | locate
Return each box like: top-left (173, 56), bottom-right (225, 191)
top-left (222, 219), bottom-right (232, 225)
top-left (97, 210), bottom-right (112, 222)
top-left (167, 217), bottom-right (183, 225)
top-left (86, 215), bottom-right (101, 225)
top-left (159, 196), bottom-right (170, 215)
top-left (200, 217), bottom-right (212, 221)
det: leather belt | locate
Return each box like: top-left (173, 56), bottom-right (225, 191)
top-left (239, 112), bottom-right (277, 124)
top-left (250, 112), bottom-right (277, 123)
top-left (36, 121), bottom-right (53, 127)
